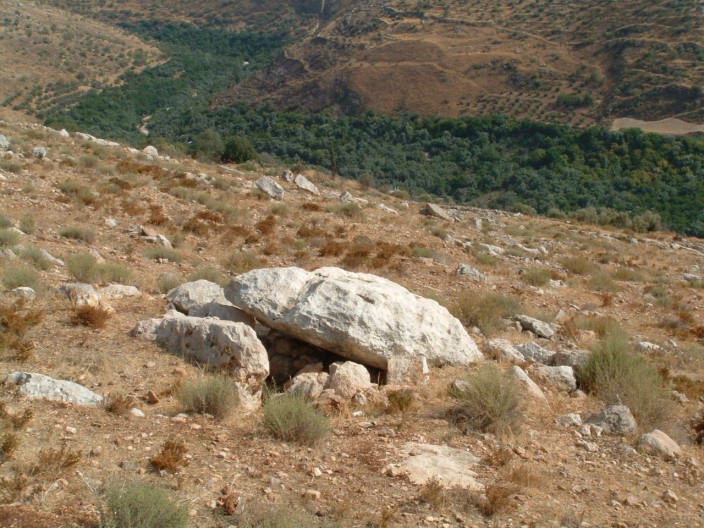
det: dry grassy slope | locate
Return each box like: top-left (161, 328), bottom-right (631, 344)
top-left (0, 120), bottom-right (703, 526)
top-left (0, 0), bottom-right (161, 122)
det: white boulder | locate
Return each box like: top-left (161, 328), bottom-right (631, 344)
top-left (294, 174), bottom-right (320, 195)
top-left (256, 176), bottom-right (284, 200)
top-left (6, 372), bottom-right (103, 406)
top-left (225, 267), bottom-right (481, 370)
top-left (326, 361), bottom-right (372, 399)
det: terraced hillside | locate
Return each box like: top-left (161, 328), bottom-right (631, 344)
top-left (0, 0), bottom-right (161, 123)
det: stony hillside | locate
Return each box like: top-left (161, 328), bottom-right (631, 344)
top-left (0, 120), bottom-right (702, 527)
top-left (0, 0), bottom-right (161, 123)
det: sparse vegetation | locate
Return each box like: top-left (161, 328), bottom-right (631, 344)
top-left (449, 364), bottom-right (522, 435)
top-left (175, 375), bottom-right (237, 420)
top-left (522, 268), bottom-right (551, 286)
top-left (150, 439), bottom-right (188, 472)
top-left (143, 247), bottom-right (182, 263)
top-left (71, 305), bottom-right (113, 329)
top-left (0, 229), bottom-right (19, 247)
top-left (224, 250), bottom-right (263, 274)
top-left (156, 272), bottom-right (185, 293)
top-left (2, 264), bottom-right (40, 291)
top-left (59, 225), bottom-right (95, 243)
top-left (263, 393), bottom-right (330, 445)
top-left (101, 480), bottom-right (188, 528)
top-left (451, 292), bottom-right (520, 335)
top-left (187, 266), bottom-right (228, 286)
top-left (576, 334), bottom-right (672, 429)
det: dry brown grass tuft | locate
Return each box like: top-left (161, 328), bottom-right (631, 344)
top-left (104, 393), bottom-right (136, 416)
top-left (27, 445), bottom-right (82, 477)
top-left (419, 478), bottom-right (447, 509)
top-left (0, 303), bottom-right (44, 361)
top-left (255, 214), bottom-right (277, 236)
top-left (151, 439), bottom-right (189, 472)
top-left (0, 433), bottom-right (18, 463)
top-left (70, 305), bottom-right (112, 329)
top-left (471, 481), bottom-right (518, 517)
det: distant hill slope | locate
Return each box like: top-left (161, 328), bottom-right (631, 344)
top-left (0, 0), bottom-right (161, 122)
top-left (27, 0), bottom-right (704, 127)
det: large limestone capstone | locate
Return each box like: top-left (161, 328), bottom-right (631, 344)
top-left (154, 317), bottom-right (269, 410)
top-left (225, 267), bottom-right (481, 369)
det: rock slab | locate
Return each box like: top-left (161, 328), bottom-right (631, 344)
top-left (394, 442), bottom-right (482, 490)
top-left (225, 267), bottom-right (481, 370)
top-left (6, 372), bottom-right (103, 406)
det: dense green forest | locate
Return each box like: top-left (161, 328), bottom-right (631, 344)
top-left (45, 23), bottom-right (704, 236)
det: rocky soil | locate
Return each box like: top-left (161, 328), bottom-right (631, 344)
top-left (0, 120), bottom-right (702, 527)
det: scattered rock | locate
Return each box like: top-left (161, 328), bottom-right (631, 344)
top-left (386, 356), bottom-right (428, 385)
top-left (0, 248), bottom-right (17, 260)
top-left (485, 339), bottom-right (524, 364)
top-left (142, 145), bottom-right (158, 157)
top-left (553, 349), bottom-right (590, 368)
top-left (662, 489), bottom-right (678, 504)
top-left (293, 174), bottom-right (320, 195)
top-left (507, 366), bottom-right (548, 403)
top-left (456, 263), bottom-right (487, 282)
top-left (638, 430), bottom-right (681, 460)
top-left (166, 280), bottom-right (229, 314)
top-left (5, 372), bottom-right (103, 406)
top-left (281, 169), bottom-right (294, 182)
top-left (225, 267), bottom-right (482, 370)
top-left (32, 147), bottom-right (47, 159)
top-left (515, 315), bottom-right (555, 339)
top-left (393, 442), bottom-right (482, 490)
top-left (635, 341), bottom-right (661, 352)
top-left (9, 287), bottom-right (35, 301)
top-left (424, 203), bottom-right (453, 221)
top-left (58, 283), bottom-right (108, 309)
top-left (100, 285), bottom-right (141, 299)
top-left (326, 361), bottom-right (372, 400)
top-left (533, 365), bottom-right (576, 392)
top-left (339, 191), bottom-right (354, 203)
top-left (189, 302), bottom-right (255, 326)
top-left (378, 204), bottom-right (398, 215)
top-left (0, 134), bottom-right (10, 151)
top-left (286, 372), bottom-right (329, 399)
top-left (587, 404), bottom-right (637, 435)
top-left (556, 413), bottom-right (582, 426)
top-left (154, 317), bottom-right (269, 410)
top-left (256, 176), bottom-right (285, 200)
top-left (516, 342), bottom-right (555, 364)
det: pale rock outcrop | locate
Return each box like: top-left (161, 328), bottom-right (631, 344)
top-left (225, 267), bottom-right (482, 370)
top-left (154, 317), bottom-right (269, 410)
top-left (287, 372), bottom-right (329, 399)
top-left (10, 287), bottom-right (35, 301)
top-left (424, 203), bottom-right (452, 221)
top-left (281, 169), bottom-right (295, 182)
top-left (142, 145), bottom-right (158, 157)
top-left (32, 147), bottom-right (47, 159)
top-left (325, 361), bottom-right (372, 399)
top-left (553, 349), bottom-right (590, 367)
top-left (166, 280), bottom-right (228, 314)
top-left (58, 283), bottom-right (113, 312)
top-left (507, 366), bottom-right (547, 403)
top-left (339, 191), bottom-right (354, 203)
top-left (378, 204), bottom-right (398, 215)
top-left (391, 442), bottom-right (482, 489)
top-left (485, 339), bottom-right (524, 363)
top-left (100, 285), bottom-right (140, 299)
top-left (294, 174), bottom-right (320, 195)
top-left (516, 342), bottom-right (555, 364)
top-left (256, 176), bottom-right (284, 200)
top-left (190, 302), bottom-right (255, 326)
top-left (386, 356), bottom-right (428, 385)
top-left (5, 372), bottom-right (103, 406)
top-left (533, 365), bottom-right (576, 392)
top-left (0, 134), bottom-right (10, 151)
top-left (456, 263), bottom-right (487, 282)
top-left (515, 315), bottom-right (555, 339)
top-left (638, 430), bottom-right (681, 460)
top-left (587, 404), bottom-right (637, 435)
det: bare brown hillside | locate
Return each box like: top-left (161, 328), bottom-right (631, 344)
top-left (0, 120), bottom-right (702, 527)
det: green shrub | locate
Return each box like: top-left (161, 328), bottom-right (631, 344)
top-left (144, 247), bottom-right (182, 263)
top-left (66, 253), bottom-right (98, 282)
top-left (522, 268), bottom-right (551, 286)
top-left (0, 161), bottom-right (22, 173)
top-left (574, 316), bottom-right (626, 339)
top-left (17, 246), bottom-right (52, 270)
top-left (187, 267), bottom-right (228, 286)
top-left (175, 375), bottom-right (236, 420)
top-left (224, 250), bottom-right (262, 274)
top-left (612, 268), bottom-right (645, 282)
top-left (451, 293), bottom-right (521, 335)
top-left (646, 284), bottom-right (672, 307)
top-left (101, 480), bottom-right (188, 528)
top-left (411, 246), bottom-right (434, 258)
top-left (156, 273), bottom-right (185, 293)
top-left (97, 262), bottom-right (133, 284)
top-left (19, 215), bottom-right (35, 235)
top-left (560, 256), bottom-right (594, 275)
top-left (221, 135), bottom-right (258, 163)
top-left (263, 393), bottom-right (330, 445)
top-left (0, 215), bottom-right (13, 228)
top-left (236, 502), bottom-right (335, 528)
top-left (0, 229), bottom-right (19, 248)
top-left (588, 272), bottom-right (619, 292)
top-left (576, 335), bottom-right (672, 428)
top-left (330, 203), bottom-right (362, 219)
top-left (2, 264), bottom-right (40, 290)
top-left (59, 226), bottom-right (95, 243)
top-left (448, 364), bottom-right (522, 435)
